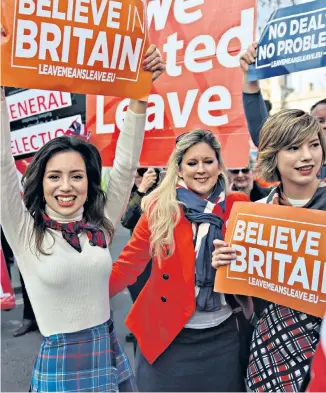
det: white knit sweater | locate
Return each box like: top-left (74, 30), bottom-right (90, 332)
top-left (0, 100), bottom-right (146, 336)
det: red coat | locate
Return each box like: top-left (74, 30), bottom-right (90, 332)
top-left (109, 192), bottom-right (250, 364)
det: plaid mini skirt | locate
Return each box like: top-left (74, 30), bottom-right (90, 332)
top-left (30, 320), bottom-right (137, 392)
top-left (246, 304), bottom-right (321, 392)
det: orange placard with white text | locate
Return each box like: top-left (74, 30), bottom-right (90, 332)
top-left (214, 202), bottom-right (326, 318)
top-left (1, 0), bottom-right (151, 99)
top-left (87, 0), bottom-right (256, 168)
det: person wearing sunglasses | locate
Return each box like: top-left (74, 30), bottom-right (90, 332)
top-left (108, 130), bottom-right (252, 392)
top-left (228, 160), bottom-right (270, 202)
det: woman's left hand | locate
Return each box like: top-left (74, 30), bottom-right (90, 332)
top-left (143, 44), bottom-right (165, 83)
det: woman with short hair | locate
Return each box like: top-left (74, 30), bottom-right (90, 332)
top-left (213, 109), bottom-right (326, 392)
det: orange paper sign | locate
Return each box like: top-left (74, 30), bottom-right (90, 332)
top-left (1, 0), bottom-right (151, 99)
top-left (214, 202), bottom-right (326, 318)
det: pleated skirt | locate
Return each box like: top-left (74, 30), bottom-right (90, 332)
top-left (30, 320), bottom-right (137, 392)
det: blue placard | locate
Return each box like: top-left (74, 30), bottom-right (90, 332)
top-left (248, 0), bottom-right (326, 81)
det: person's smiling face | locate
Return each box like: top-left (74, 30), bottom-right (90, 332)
top-left (177, 142), bottom-right (221, 199)
top-left (43, 151), bottom-right (88, 216)
top-left (276, 133), bottom-right (322, 195)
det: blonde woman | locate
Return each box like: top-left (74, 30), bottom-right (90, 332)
top-left (109, 130), bottom-right (251, 392)
top-left (212, 110), bottom-right (326, 392)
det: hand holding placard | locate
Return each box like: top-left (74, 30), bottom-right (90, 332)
top-left (1, 0), bottom-right (152, 99)
top-left (248, 0), bottom-right (326, 81)
top-left (211, 239), bottom-right (236, 269)
top-left (214, 202), bottom-right (326, 318)
top-left (143, 45), bottom-right (165, 83)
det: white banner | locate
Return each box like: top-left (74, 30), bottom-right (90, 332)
top-left (11, 115), bottom-right (82, 157)
top-left (6, 90), bottom-right (72, 122)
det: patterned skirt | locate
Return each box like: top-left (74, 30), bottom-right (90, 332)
top-left (30, 320), bottom-right (137, 392)
top-left (246, 303), bottom-right (321, 392)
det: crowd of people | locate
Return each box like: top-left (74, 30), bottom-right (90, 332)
top-left (1, 35), bottom-right (325, 393)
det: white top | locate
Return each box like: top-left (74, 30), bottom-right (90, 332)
top-left (257, 194), bottom-right (310, 208)
top-left (184, 304), bottom-right (232, 329)
top-left (0, 101), bottom-right (146, 337)
top-left (286, 197), bottom-right (310, 207)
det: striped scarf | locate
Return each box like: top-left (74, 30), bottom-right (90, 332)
top-left (176, 178), bottom-right (226, 312)
top-left (42, 212), bottom-right (107, 253)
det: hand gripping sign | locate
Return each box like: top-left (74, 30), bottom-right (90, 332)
top-left (1, 0), bottom-right (152, 99)
top-left (214, 202), bottom-right (326, 318)
top-left (248, 0), bottom-right (326, 81)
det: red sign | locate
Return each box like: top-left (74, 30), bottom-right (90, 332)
top-left (87, 0), bottom-right (256, 167)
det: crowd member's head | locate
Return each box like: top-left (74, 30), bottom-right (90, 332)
top-left (311, 98), bottom-right (326, 131)
top-left (228, 160), bottom-right (254, 195)
top-left (142, 130), bottom-right (227, 259)
top-left (22, 136), bottom-right (113, 252)
top-left (257, 109), bottom-right (326, 198)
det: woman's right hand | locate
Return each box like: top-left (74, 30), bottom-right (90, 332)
top-left (240, 42), bottom-right (258, 73)
top-left (138, 168), bottom-right (157, 193)
top-left (239, 42), bottom-right (260, 93)
top-left (211, 239), bottom-right (237, 269)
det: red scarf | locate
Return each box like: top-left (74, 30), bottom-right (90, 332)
top-left (42, 212), bottom-right (107, 253)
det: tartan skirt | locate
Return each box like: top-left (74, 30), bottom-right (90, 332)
top-left (246, 303), bottom-right (321, 392)
top-left (30, 320), bottom-right (137, 392)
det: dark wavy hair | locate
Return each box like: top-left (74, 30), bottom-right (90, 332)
top-left (22, 136), bottom-right (114, 254)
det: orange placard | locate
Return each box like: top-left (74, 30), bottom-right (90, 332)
top-left (86, 0), bottom-right (256, 168)
top-left (1, 0), bottom-right (151, 99)
top-left (214, 202), bottom-right (326, 318)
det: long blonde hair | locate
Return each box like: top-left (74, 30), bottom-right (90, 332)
top-left (142, 130), bottom-right (227, 262)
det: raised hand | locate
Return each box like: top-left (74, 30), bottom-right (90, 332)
top-left (239, 42), bottom-right (260, 93)
top-left (240, 42), bottom-right (258, 73)
top-left (143, 44), bottom-right (165, 82)
top-left (138, 168), bottom-right (157, 193)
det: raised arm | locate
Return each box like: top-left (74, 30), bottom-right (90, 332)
top-left (240, 42), bottom-right (268, 147)
top-left (104, 102), bottom-right (147, 228)
top-left (0, 90), bottom-right (33, 257)
top-left (110, 213), bottom-right (152, 297)
top-left (104, 46), bottom-right (165, 228)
